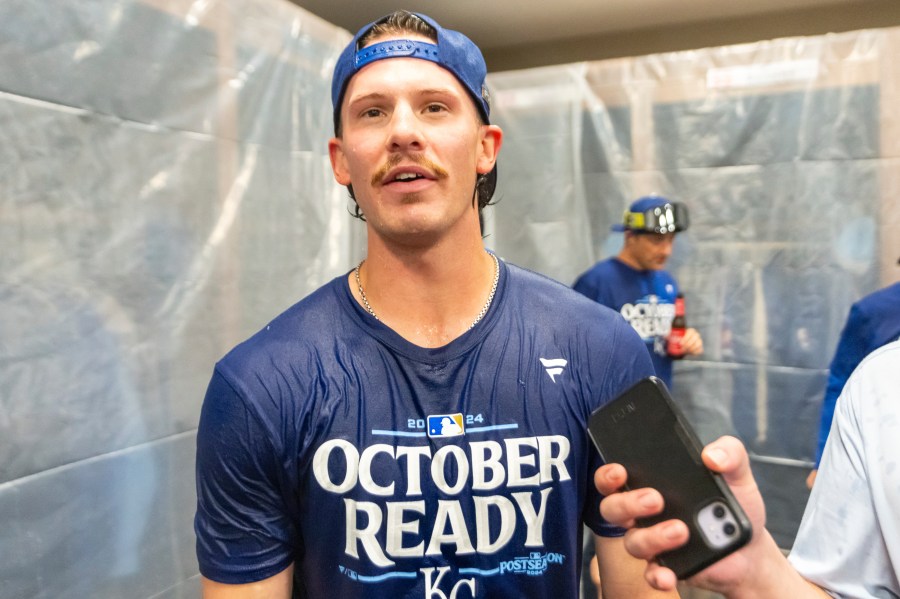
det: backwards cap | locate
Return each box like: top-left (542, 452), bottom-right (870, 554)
top-left (331, 12), bottom-right (491, 132)
top-left (612, 195), bottom-right (690, 233)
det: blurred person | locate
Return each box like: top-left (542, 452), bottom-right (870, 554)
top-left (194, 10), bottom-right (676, 599)
top-left (807, 280), bottom-right (900, 488)
top-left (595, 339), bottom-right (900, 598)
top-left (573, 196), bottom-right (703, 390)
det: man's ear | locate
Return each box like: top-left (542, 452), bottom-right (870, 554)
top-left (476, 125), bottom-right (503, 175)
top-left (328, 137), bottom-right (351, 185)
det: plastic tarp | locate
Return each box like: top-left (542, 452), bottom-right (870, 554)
top-left (2, 0), bottom-right (900, 594)
top-left (1, 1), bottom-right (353, 597)
top-left (487, 27), bottom-right (900, 547)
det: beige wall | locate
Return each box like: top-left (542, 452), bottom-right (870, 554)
top-left (484, 0), bottom-right (900, 71)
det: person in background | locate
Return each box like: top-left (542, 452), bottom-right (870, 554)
top-left (194, 10), bottom-right (675, 599)
top-left (807, 279), bottom-right (900, 487)
top-left (573, 196), bottom-right (703, 389)
top-left (595, 339), bottom-right (900, 599)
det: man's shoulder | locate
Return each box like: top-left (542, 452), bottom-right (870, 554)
top-left (858, 281), bottom-right (900, 314)
top-left (576, 257), bottom-right (621, 281)
top-left (505, 261), bottom-right (628, 326)
top-left (217, 275), bottom-right (350, 376)
top-left (854, 339), bottom-right (900, 383)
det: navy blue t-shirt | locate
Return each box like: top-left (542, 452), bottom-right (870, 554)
top-left (195, 259), bottom-right (653, 598)
top-left (573, 258), bottom-right (679, 387)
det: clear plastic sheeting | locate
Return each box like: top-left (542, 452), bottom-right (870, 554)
top-left (487, 28), bottom-right (900, 547)
top-left (3, 0), bottom-right (900, 594)
top-left (1, 1), bottom-right (353, 597)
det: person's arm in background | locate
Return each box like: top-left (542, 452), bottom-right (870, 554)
top-left (808, 302), bottom-right (870, 487)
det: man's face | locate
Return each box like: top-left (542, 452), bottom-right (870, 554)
top-left (328, 36), bottom-right (501, 247)
top-left (624, 231), bottom-right (675, 270)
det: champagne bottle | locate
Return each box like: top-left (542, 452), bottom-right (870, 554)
top-left (667, 293), bottom-right (686, 357)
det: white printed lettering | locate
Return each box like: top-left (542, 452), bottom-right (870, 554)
top-left (396, 446), bottom-right (432, 496)
top-left (513, 488), bottom-right (553, 546)
top-left (505, 437), bottom-right (540, 487)
top-left (473, 495), bottom-right (515, 553)
top-left (470, 441), bottom-right (505, 491)
top-left (344, 499), bottom-right (393, 566)
top-left (422, 566), bottom-right (476, 599)
top-left (359, 444), bottom-right (395, 496)
top-left (426, 500), bottom-right (475, 556)
top-left (431, 445), bottom-right (469, 495)
top-left (313, 439), bottom-right (358, 493)
top-left (385, 500), bottom-right (426, 558)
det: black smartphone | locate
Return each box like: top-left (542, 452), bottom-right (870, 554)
top-left (588, 376), bottom-right (752, 579)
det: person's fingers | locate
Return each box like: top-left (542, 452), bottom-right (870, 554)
top-left (621, 520), bottom-right (689, 561)
top-left (600, 488), bottom-right (664, 527)
top-left (594, 462), bottom-right (627, 495)
top-left (805, 469), bottom-right (817, 490)
top-left (701, 435), bottom-right (751, 484)
top-left (683, 328), bottom-right (703, 355)
top-left (645, 560), bottom-right (679, 591)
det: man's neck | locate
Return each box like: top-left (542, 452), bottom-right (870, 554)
top-left (350, 237), bottom-right (497, 348)
top-left (616, 250), bottom-right (644, 271)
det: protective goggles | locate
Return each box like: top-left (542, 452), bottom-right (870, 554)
top-left (622, 202), bottom-right (689, 234)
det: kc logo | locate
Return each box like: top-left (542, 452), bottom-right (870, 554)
top-left (422, 567), bottom-right (475, 599)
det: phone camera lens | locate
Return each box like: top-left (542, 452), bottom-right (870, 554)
top-left (723, 523), bottom-right (736, 536)
top-left (713, 505), bottom-right (726, 519)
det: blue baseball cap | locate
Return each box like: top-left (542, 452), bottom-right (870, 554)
top-left (331, 12), bottom-right (491, 133)
top-left (612, 195), bottom-right (690, 233)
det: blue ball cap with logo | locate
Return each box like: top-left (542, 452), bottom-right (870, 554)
top-left (331, 12), bottom-right (491, 132)
top-left (612, 195), bottom-right (690, 233)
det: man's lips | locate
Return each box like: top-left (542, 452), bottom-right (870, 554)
top-left (371, 156), bottom-right (449, 187)
top-left (381, 166), bottom-right (433, 185)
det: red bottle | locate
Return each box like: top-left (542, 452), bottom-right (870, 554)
top-left (667, 293), bottom-right (686, 358)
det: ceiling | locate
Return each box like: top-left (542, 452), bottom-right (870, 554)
top-left (291, 0), bottom-right (848, 50)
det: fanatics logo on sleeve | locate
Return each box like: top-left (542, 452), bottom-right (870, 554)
top-left (427, 413), bottom-right (465, 437)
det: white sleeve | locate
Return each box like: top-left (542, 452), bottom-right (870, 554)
top-left (787, 341), bottom-right (900, 598)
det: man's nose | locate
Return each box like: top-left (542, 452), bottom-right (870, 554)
top-left (388, 104), bottom-right (424, 151)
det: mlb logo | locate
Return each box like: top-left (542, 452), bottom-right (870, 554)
top-left (427, 413), bottom-right (465, 438)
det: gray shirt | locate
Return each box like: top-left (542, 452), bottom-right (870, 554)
top-left (788, 340), bottom-right (900, 598)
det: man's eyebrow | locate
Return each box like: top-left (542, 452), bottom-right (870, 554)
top-left (346, 91), bottom-right (390, 106)
top-left (348, 87), bottom-right (460, 105)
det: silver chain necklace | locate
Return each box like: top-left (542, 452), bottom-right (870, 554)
top-left (354, 251), bottom-right (500, 330)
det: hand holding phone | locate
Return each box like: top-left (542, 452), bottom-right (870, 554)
top-left (588, 377), bottom-right (752, 579)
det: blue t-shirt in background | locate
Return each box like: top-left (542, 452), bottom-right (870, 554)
top-left (815, 281), bottom-right (900, 464)
top-left (195, 259), bottom-right (654, 598)
top-left (573, 258), bottom-right (679, 387)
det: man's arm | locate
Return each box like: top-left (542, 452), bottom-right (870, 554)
top-left (201, 565), bottom-right (293, 599)
top-left (594, 534), bottom-right (679, 599)
top-left (815, 303), bottom-right (869, 465)
top-left (595, 436), bottom-right (829, 599)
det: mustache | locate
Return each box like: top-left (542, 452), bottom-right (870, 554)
top-left (371, 154), bottom-right (449, 186)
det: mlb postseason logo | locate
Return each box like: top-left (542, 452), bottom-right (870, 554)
top-left (500, 551), bottom-right (566, 576)
top-left (427, 413), bottom-right (465, 438)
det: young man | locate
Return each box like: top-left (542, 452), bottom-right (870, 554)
top-left (595, 339), bottom-right (900, 598)
top-left (573, 196), bottom-right (703, 388)
top-left (194, 11), bottom-right (675, 599)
